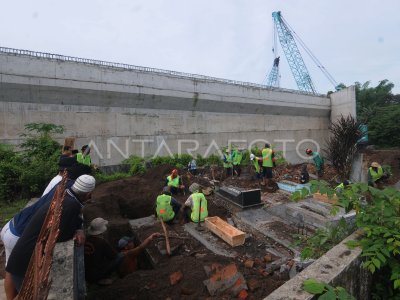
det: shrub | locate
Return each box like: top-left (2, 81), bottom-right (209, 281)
top-left (368, 105), bottom-right (400, 147)
top-left (95, 172), bottom-right (131, 183)
top-left (0, 123), bottom-right (63, 202)
top-left (0, 145), bottom-right (24, 202)
top-left (292, 181), bottom-right (400, 296)
top-left (324, 115), bottom-right (361, 179)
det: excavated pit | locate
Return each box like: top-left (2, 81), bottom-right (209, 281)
top-left (83, 164), bottom-right (341, 299)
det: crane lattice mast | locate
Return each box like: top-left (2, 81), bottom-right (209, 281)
top-left (268, 11), bottom-right (316, 94)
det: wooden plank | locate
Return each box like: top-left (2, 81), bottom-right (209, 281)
top-left (205, 216), bottom-right (245, 247)
top-left (313, 192), bottom-right (337, 204)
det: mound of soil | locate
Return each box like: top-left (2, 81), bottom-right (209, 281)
top-left (85, 165), bottom-right (174, 221)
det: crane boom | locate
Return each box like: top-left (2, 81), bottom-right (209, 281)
top-left (271, 11), bottom-right (316, 94)
top-left (267, 56), bottom-right (280, 87)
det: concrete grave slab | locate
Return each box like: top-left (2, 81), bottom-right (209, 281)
top-left (184, 223), bottom-right (237, 258)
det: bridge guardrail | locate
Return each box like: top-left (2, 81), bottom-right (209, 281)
top-left (0, 46), bottom-right (324, 96)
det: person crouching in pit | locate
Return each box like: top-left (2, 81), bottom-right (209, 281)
top-left (166, 169), bottom-right (185, 195)
top-left (181, 183), bottom-right (208, 224)
top-left (155, 186), bottom-right (181, 225)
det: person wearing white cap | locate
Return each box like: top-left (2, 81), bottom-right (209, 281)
top-left (6, 175), bottom-right (96, 297)
top-left (180, 183), bottom-right (208, 223)
top-left (84, 218), bottom-right (160, 284)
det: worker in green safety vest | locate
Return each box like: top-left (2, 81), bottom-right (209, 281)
top-left (306, 149), bottom-right (324, 178)
top-left (250, 153), bottom-right (262, 180)
top-left (76, 145), bottom-right (92, 166)
top-left (155, 187), bottom-right (181, 224)
top-left (261, 143), bottom-right (275, 186)
top-left (166, 169), bottom-right (185, 194)
top-left (335, 180), bottom-right (350, 193)
top-left (181, 183), bottom-right (208, 223)
top-left (368, 162), bottom-right (389, 187)
top-left (222, 148), bottom-right (233, 177)
top-left (232, 148), bottom-right (243, 177)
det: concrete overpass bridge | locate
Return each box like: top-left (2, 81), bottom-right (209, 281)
top-left (0, 47), bottom-right (355, 165)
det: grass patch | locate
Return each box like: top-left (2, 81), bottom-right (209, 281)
top-left (0, 199), bottom-right (30, 227)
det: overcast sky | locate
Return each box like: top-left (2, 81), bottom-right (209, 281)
top-left (1, 0), bottom-right (399, 94)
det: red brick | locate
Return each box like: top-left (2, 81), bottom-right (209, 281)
top-left (264, 254), bottom-right (272, 263)
top-left (169, 270), bottom-right (183, 285)
top-left (244, 260), bottom-right (254, 268)
top-left (238, 289), bottom-right (249, 299)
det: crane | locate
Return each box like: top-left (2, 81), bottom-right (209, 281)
top-left (266, 11), bottom-right (339, 94)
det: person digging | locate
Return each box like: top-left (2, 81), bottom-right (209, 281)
top-left (250, 153), bottom-right (262, 182)
top-left (368, 162), bottom-right (390, 188)
top-left (261, 143), bottom-right (276, 187)
top-left (180, 183), bottom-right (208, 224)
top-left (84, 217), bottom-right (160, 285)
top-left (305, 148), bottom-right (324, 178)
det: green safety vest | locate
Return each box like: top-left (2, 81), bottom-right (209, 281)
top-left (232, 150), bottom-right (242, 166)
top-left (262, 148), bottom-right (273, 167)
top-left (191, 193), bottom-right (208, 222)
top-left (167, 175), bottom-right (180, 188)
top-left (369, 167), bottom-right (383, 182)
top-left (156, 194), bottom-right (174, 222)
top-left (312, 152), bottom-right (324, 170)
top-left (76, 153), bottom-right (91, 166)
top-left (222, 154), bottom-right (232, 169)
top-left (335, 183), bottom-right (344, 192)
top-left (252, 159), bottom-right (261, 173)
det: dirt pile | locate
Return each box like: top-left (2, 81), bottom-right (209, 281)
top-left (84, 165), bottom-right (176, 222)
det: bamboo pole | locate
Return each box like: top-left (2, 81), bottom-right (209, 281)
top-left (159, 218), bottom-right (171, 255)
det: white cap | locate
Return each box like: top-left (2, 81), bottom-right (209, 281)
top-left (250, 154), bottom-right (255, 160)
top-left (189, 183), bottom-right (200, 193)
top-left (87, 217), bottom-right (108, 235)
top-left (72, 175), bottom-right (96, 193)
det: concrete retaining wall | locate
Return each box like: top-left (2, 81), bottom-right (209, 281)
top-left (265, 231), bottom-right (371, 300)
top-left (0, 49), bottom-right (355, 165)
top-left (330, 86), bottom-right (357, 121)
top-left (48, 240), bottom-right (85, 300)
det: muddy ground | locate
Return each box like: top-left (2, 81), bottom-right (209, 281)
top-left (82, 150), bottom-right (399, 299)
top-left (83, 164), bottom-right (300, 299)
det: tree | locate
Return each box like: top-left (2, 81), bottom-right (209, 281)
top-left (355, 80), bottom-right (400, 147)
top-left (356, 80), bottom-right (399, 118)
top-left (368, 105), bottom-right (400, 147)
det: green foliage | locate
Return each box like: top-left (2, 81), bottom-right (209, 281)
top-left (94, 172), bottom-right (131, 183)
top-left (20, 123), bottom-right (64, 157)
top-left (368, 105), bottom-right (400, 147)
top-left (0, 145), bottom-right (24, 202)
top-left (356, 80), bottom-right (399, 116)
top-left (295, 218), bottom-right (355, 260)
top-left (303, 278), bottom-right (355, 299)
top-left (295, 180), bottom-right (400, 296)
top-left (355, 80), bottom-right (400, 148)
top-left (123, 156), bottom-right (146, 175)
top-left (0, 198), bottom-right (29, 227)
top-left (0, 123), bottom-right (63, 202)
